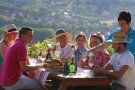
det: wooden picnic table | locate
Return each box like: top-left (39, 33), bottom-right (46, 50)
top-left (46, 68), bottom-right (114, 90)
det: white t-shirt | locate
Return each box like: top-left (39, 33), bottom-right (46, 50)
top-left (109, 50), bottom-right (135, 90)
top-left (56, 43), bottom-right (73, 59)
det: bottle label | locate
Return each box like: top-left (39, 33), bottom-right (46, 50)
top-left (69, 65), bottom-right (75, 73)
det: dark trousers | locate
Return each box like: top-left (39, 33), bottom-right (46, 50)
top-left (111, 83), bottom-right (126, 90)
top-left (0, 86), bottom-right (5, 90)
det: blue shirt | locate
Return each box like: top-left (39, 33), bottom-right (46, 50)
top-left (106, 28), bottom-right (135, 58)
top-left (74, 47), bottom-right (88, 62)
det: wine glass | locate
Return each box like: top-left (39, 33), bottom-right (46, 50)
top-left (55, 51), bottom-right (61, 60)
top-left (82, 52), bottom-right (88, 62)
top-left (88, 52), bottom-right (94, 68)
top-left (47, 39), bottom-right (52, 48)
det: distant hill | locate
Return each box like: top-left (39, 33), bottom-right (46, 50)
top-left (0, 0), bottom-right (135, 41)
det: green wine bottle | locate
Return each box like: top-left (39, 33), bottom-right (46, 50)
top-left (63, 61), bottom-right (69, 75)
top-left (69, 57), bottom-right (76, 74)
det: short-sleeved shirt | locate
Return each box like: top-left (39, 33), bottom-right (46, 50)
top-left (56, 43), bottom-right (74, 59)
top-left (109, 50), bottom-right (135, 90)
top-left (74, 47), bottom-right (87, 62)
top-left (106, 28), bottom-right (135, 58)
top-left (0, 39), bottom-right (27, 87)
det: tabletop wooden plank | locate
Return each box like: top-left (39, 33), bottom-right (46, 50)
top-left (47, 72), bottom-right (114, 90)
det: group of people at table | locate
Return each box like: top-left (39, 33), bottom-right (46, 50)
top-left (0, 11), bottom-right (135, 90)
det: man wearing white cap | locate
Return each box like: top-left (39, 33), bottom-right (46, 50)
top-left (94, 32), bottom-right (135, 90)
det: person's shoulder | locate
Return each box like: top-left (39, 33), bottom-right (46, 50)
top-left (67, 43), bottom-right (75, 48)
top-left (106, 28), bottom-right (121, 41)
top-left (125, 50), bottom-right (134, 57)
top-left (12, 40), bottom-right (25, 49)
top-left (111, 52), bottom-right (118, 57)
top-left (130, 28), bottom-right (135, 34)
top-left (113, 28), bottom-right (121, 32)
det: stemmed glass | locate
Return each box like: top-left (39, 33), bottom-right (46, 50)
top-left (88, 52), bottom-right (94, 68)
top-left (47, 39), bottom-right (52, 48)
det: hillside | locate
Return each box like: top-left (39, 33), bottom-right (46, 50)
top-left (0, 0), bottom-right (135, 41)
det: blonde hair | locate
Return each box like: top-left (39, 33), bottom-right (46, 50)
top-left (75, 31), bottom-right (87, 42)
top-left (0, 34), bottom-right (10, 45)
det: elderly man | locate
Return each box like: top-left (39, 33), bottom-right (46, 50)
top-left (94, 32), bottom-right (135, 90)
top-left (0, 27), bottom-right (46, 90)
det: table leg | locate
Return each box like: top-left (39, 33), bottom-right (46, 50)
top-left (100, 86), bottom-right (109, 90)
top-left (58, 81), bottom-right (67, 90)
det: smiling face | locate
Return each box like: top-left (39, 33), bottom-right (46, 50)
top-left (5, 32), bottom-right (17, 44)
top-left (118, 20), bottom-right (130, 32)
top-left (112, 43), bottom-right (121, 52)
top-left (76, 36), bottom-right (86, 49)
top-left (90, 37), bottom-right (100, 48)
top-left (56, 35), bottom-right (67, 47)
top-left (112, 43), bottom-right (126, 53)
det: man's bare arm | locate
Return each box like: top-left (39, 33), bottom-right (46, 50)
top-left (19, 61), bottom-right (42, 72)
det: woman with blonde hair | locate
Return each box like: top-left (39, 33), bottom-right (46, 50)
top-left (0, 24), bottom-right (18, 69)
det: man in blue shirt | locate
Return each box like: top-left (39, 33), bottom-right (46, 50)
top-left (105, 11), bottom-right (135, 57)
top-left (89, 11), bottom-right (135, 58)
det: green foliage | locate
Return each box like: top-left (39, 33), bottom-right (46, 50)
top-left (106, 45), bottom-right (114, 56)
top-left (33, 28), bottom-right (55, 43)
top-left (0, 27), bottom-right (4, 36)
top-left (1, 0), bottom-right (135, 42)
top-left (27, 39), bottom-right (56, 58)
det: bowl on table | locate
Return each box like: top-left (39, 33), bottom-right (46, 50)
top-left (43, 59), bottom-right (64, 72)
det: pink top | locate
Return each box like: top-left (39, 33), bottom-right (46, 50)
top-left (0, 39), bottom-right (27, 86)
top-left (92, 51), bottom-right (110, 67)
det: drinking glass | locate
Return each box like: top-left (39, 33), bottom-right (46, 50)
top-left (55, 51), bottom-right (61, 60)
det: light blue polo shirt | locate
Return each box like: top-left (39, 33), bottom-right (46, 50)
top-left (106, 28), bottom-right (135, 58)
top-left (74, 47), bottom-right (88, 62)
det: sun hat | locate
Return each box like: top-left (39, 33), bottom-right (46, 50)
top-left (4, 24), bottom-right (18, 34)
top-left (106, 32), bottom-right (130, 43)
top-left (53, 28), bottom-right (72, 41)
top-left (75, 31), bottom-right (87, 41)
